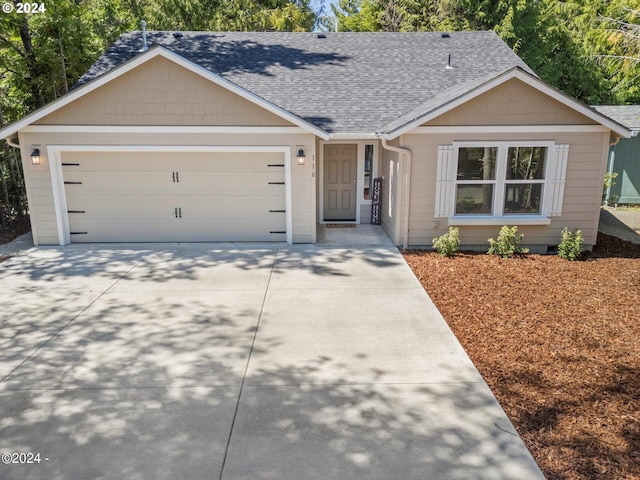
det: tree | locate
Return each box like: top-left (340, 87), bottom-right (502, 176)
top-left (588, 1), bottom-right (640, 103)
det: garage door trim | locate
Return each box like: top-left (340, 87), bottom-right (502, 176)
top-left (48, 145), bottom-right (293, 245)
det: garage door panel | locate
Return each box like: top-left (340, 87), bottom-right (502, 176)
top-left (62, 152), bottom-right (173, 171)
top-left (67, 195), bottom-right (286, 221)
top-left (67, 195), bottom-right (178, 222)
top-left (173, 152), bottom-right (284, 172)
top-left (70, 220), bottom-right (285, 243)
top-left (63, 171), bottom-right (172, 196)
top-left (62, 149), bottom-right (288, 243)
top-left (175, 172), bottom-right (284, 195)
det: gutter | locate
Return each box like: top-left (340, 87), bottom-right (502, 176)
top-left (379, 136), bottom-right (412, 250)
top-left (6, 136), bottom-right (20, 148)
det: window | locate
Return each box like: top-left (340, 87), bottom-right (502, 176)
top-left (454, 144), bottom-right (548, 217)
top-left (363, 144), bottom-right (374, 200)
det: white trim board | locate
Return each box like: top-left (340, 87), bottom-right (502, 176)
top-left (387, 68), bottom-right (632, 139)
top-left (46, 144), bottom-right (293, 245)
top-left (407, 125), bottom-right (610, 134)
top-left (318, 140), bottom-right (379, 224)
top-left (23, 125), bottom-right (309, 135)
top-left (0, 46), bottom-right (330, 141)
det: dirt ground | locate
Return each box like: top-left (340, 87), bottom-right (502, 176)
top-left (404, 234), bottom-right (640, 480)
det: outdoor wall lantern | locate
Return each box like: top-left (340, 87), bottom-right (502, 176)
top-left (297, 149), bottom-right (306, 166)
top-left (30, 148), bottom-right (41, 165)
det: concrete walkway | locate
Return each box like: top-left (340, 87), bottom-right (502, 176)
top-left (599, 206), bottom-right (640, 244)
top-left (0, 243), bottom-right (544, 480)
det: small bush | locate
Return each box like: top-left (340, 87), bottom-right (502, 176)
top-left (433, 227), bottom-right (460, 257)
top-left (487, 226), bottom-right (529, 258)
top-left (558, 227), bottom-right (583, 261)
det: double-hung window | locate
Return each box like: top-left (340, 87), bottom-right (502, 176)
top-left (435, 141), bottom-right (568, 224)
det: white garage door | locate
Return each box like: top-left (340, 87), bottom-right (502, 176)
top-left (61, 150), bottom-right (287, 242)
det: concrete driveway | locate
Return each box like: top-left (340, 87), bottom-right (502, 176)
top-left (0, 243), bottom-right (544, 480)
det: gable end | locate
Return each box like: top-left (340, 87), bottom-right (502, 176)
top-left (36, 56), bottom-right (293, 127)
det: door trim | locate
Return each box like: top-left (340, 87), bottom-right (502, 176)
top-left (318, 140), bottom-right (379, 224)
top-left (47, 145), bottom-right (293, 245)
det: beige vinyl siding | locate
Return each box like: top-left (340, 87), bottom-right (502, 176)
top-left (360, 205), bottom-right (372, 224)
top-left (403, 131), bottom-right (609, 247)
top-left (18, 131), bottom-right (316, 245)
top-left (427, 78), bottom-right (598, 127)
top-left (380, 143), bottom-right (400, 244)
top-left (35, 57), bottom-right (292, 127)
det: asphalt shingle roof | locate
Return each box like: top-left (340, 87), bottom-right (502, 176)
top-left (78, 31), bottom-right (534, 134)
top-left (593, 105), bottom-right (640, 131)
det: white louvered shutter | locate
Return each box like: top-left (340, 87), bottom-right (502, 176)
top-left (547, 144), bottom-right (569, 217)
top-left (435, 145), bottom-right (455, 218)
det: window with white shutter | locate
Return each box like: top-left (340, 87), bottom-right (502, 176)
top-left (437, 141), bottom-right (568, 225)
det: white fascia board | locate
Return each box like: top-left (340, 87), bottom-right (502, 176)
top-left (407, 125), bottom-right (610, 135)
top-left (387, 68), bottom-right (632, 140)
top-left (329, 133), bottom-right (381, 140)
top-left (22, 125), bottom-right (309, 135)
top-left (0, 46), bottom-right (329, 141)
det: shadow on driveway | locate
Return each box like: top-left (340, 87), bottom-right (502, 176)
top-left (0, 243), bottom-right (543, 480)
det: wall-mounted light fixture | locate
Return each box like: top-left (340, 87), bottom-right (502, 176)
top-left (30, 148), bottom-right (41, 166)
top-left (296, 149), bottom-right (306, 166)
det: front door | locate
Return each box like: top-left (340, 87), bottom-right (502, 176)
top-left (323, 144), bottom-right (357, 221)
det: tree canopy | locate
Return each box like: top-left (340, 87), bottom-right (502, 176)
top-left (332, 0), bottom-right (640, 105)
top-left (0, 0), bottom-right (638, 128)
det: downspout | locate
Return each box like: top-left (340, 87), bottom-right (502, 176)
top-left (605, 136), bottom-right (621, 205)
top-left (380, 137), bottom-right (412, 250)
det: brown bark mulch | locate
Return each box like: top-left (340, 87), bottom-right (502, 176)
top-left (404, 234), bottom-right (640, 480)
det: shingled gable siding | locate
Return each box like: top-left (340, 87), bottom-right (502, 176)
top-left (426, 78), bottom-right (597, 127)
top-left (18, 131), bottom-right (316, 245)
top-left (402, 78), bottom-right (609, 248)
top-left (34, 56), bottom-right (293, 127)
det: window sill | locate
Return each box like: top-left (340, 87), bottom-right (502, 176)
top-left (448, 216), bottom-right (552, 226)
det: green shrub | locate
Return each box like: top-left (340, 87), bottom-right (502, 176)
top-left (558, 227), bottom-right (583, 261)
top-left (432, 227), bottom-right (460, 257)
top-left (487, 226), bottom-right (529, 258)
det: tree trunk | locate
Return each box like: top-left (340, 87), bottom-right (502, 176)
top-left (58, 28), bottom-right (68, 94)
top-left (17, 8), bottom-right (45, 108)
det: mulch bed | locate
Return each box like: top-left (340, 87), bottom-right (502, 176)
top-left (403, 234), bottom-right (640, 480)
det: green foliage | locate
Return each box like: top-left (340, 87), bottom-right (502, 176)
top-left (558, 227), bottom-right (583, 261)
top-left (143, 0), bottom-right (315, 32)
top-left (603, 171), bottom-right (619, 204)
top-left (432, 226), bottom-right (460, 257)
top-left (604, 171), bottom-right (619, 190)
top-left (487, 226), bottom-right (529, 258)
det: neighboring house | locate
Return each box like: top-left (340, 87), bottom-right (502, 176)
top-left (0, 31), bottom-right (631, 249)
top-left (593, 105), bottom-right (640, 205)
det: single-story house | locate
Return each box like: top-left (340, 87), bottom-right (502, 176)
top-left (593, 105), bottom-right (640, 205)
top-left (0, 31), bottom-right (632, 249)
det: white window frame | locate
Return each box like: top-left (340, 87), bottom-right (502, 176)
top-left (449, 141), bottom-right (554, 225)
